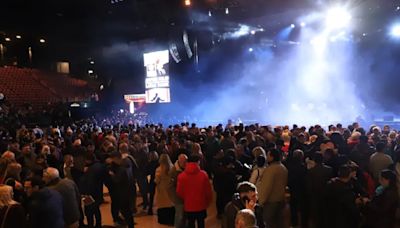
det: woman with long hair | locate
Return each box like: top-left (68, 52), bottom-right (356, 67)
top-left (155, 154), bottom-right (175, 225)
top-left (0, 185), bottom-right (26, 228)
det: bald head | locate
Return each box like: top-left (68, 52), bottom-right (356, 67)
top-left (43, 167), bottom-right (60, 184)
top-left (235, 209), bottom-right (256, 228)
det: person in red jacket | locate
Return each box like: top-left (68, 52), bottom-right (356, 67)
top-left (176, 155), bottom-right (212, 228)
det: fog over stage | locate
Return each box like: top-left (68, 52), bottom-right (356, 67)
top-left (100, 2), bottom-right (400, 127)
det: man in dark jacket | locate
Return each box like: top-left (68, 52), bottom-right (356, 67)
top-left (306, 152), bottom-right (332, 228)
top-left (108, 151), bottom-right (135, 228)
top-left (224, 182), bottom-right (264, 228)
top-left (324, 165), bottom-right (360, 228)
top-left (43, 167), bottom-right (81, 228)
top-left (80, 153), bottom-right (106, 228)
top-left (24, 176), bottom-right (64, 228)
top-left (284, 149), bottom-right (307, 227)
top-left (120, 143), bottom-right (138, 213)
top-left (213, 153), bottom-right (237, 218)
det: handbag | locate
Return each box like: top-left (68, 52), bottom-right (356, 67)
top-left (82, 195), bottom-right (95, 206)
top-left (1, 205), bottom-right (12, 228)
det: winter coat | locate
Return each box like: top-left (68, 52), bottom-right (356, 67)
top-left (176, 162), bottom-right (212, 212)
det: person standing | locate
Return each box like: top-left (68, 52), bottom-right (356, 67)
top-left (363, 169), bottom-right (399, 228)
top-left (306, 152), bottom-right (332, 228)
top-left (168, 153), bottom-right (187, 228)
top-left (80, 153), bottom-right (106, 228)
top-left (257, 148), bottom-right (288, 228)
top-left (108, 152), bottom-right (135, 228)
top-left (24, 176), bottom-right (64, 228)
top-left (177, 155), bottom-right (212, 228)
top-left (224, 182), bottom-right (264, 228)
top-left (155, 154), bottom-right (175, 225)
top-left (324, 165), bottom-right (360, 228)
top-left (0, 185), bottom-right (26, 228)
top-left (370, 142), bottom-right (393, 184)
top-left (42, 167), bottom-right (81, 228)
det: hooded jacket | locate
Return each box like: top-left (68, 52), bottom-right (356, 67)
top-left (176, 162), bottom-right (212, 212)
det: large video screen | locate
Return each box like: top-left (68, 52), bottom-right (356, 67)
top-left (144, 50), bottom-right (171, 103)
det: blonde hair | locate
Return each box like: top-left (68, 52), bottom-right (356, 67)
top-left (159, 154), bottom-right (173, 174)
top-left (192, 143), bottom-right (202, 155)
top-left (0, 185), bottom-right (17, 208)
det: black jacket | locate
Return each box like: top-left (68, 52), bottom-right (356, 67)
top-left (364, 186), bottom-right (399, 228)
top-left (324, 178), bottom-right (360, 228)
top-left (109, 163), bottom-right (135, 204)
top-left (27, 188), bottom-right (64, 228)
top-left (306, 164), bottom-right (333, 201)
top-left (80, 161), bottom-right (106, 202)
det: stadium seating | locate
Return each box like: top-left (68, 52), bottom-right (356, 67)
top-left (0, 66), bottom-right (92, 107)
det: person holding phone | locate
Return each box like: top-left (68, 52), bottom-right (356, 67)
top-left (223, 182), bottom-right (264, 228)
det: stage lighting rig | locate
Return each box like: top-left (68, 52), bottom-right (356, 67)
top-left (184, 0), bottom-right (191, 7)
top-left (390, 24), bottom-right (400, 38)
top-left (325, 7), bottom-right (352, 30)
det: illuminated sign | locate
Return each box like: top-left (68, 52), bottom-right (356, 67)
top-left (124, 94), bottom-right (146, 103)
top-left (144, 50), bottom-right (171, 103)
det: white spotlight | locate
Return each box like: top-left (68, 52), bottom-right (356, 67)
top-left (300, 22), bottom-right (306, 27)
top-left (390, 24), bottom-right (400, 38)
top-left (248, 48), bottom-right (253, 52)
top-left (325, 7), bottom-right (351, 30)
top-left (225, 8), bottom-right (229, 15)
top-left (250, 30), bottom-right (256, 35)
top-left (290, 24), bottom-right (296, 28)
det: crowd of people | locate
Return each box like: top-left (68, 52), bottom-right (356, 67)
top-left (0, 103), bottom-right (399, 228)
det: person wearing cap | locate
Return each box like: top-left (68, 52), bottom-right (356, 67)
top-left (176, 155), bottom-right (212, 228)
